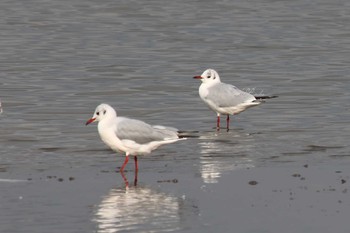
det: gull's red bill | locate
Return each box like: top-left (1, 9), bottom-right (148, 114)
top-left (193, 76), bottom-right (203, 79)
top-left (85, 118), bottom-right (96, 125)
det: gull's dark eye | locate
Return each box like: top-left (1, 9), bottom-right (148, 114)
top-left (207, 76), bottom-right (210, 79)
top-left (96, 112), bottom-right (100, 116)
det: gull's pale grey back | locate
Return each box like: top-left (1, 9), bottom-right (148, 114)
top-left (206, 82), bottom-right (257, 109)
top-left (115, 117), bottom-right (179, 144)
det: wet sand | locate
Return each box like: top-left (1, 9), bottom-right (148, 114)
top-left (1, 146), bottom-right (350, 233)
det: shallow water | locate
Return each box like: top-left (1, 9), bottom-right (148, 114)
top-left (1, 0), bottom-right (350, 232)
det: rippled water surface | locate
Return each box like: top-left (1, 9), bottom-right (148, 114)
top-left (1, 0), bottom-right (350, 232)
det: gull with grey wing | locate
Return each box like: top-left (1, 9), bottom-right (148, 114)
top-left (194, 69), bottom-right (276, 130)
top-left (86, 103), bottom-right (185, 172)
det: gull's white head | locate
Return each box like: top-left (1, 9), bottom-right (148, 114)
top-left (86, 103), bottom-right (117, 125)
top-left (193, 69), bottom-right (221, 84)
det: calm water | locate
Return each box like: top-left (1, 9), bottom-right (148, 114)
top-left (1, 0), bottom-right (350, 232)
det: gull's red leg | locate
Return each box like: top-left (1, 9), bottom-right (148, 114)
top-left (120, 155), bottom-right (129, 172)
top-left (133, 156), bottom-right (138, 186)
top-left (120, 171), bottom-right (129, 188)
top-left (134, 156), bottom-right (138, 172)
top-left (226, 115), bottom-right (230, 131)
top-left (134, 172), bottom-right (138, 186)
top-left (216, 115), bottom-right (220, 130)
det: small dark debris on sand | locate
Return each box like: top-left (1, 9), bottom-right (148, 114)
top-left (292, 173), bottom-right (301, 178)
top-left (100, 170), bottom-right (110, 173)
top-left (248, 180), bottom-right (258, 186)
top-left (157, 179), bottom-right (178, 183)
top-left (57, 177), bottom-right (75, 182)
top-left (341, 179), bottom-right (346, 184)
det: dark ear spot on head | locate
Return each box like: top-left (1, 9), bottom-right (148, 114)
top-left (213, 76), bottom-right (216, 79)
top-left (103, 110), bottom-right (106, 115)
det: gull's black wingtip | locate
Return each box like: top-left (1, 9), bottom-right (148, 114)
top-left (254, 95), bottom-right (278, 100)
top-left (178, 130), bottom-right (200, 139)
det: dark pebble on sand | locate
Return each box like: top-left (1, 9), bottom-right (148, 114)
top-left (69, 177), bottom-right (75, 181)
top-left (249, 181), bottom-right (258, 185)
top-left (58, 178), bottom-right (64, 182)
top-left (341, 179), bottom-right (346, 184)
top-left (157, 179), bottom-right (179, 183)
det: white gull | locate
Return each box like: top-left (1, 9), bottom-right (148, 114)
top-left (86, 103), bottom-right (185, 172)
top-left (193, 68), bottom-right (275, 131)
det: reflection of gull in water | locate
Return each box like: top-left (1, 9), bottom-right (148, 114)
top-left (93, 185), bottom-right (183, 233)
top-left (198, 131), bottom-right (255, 183)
